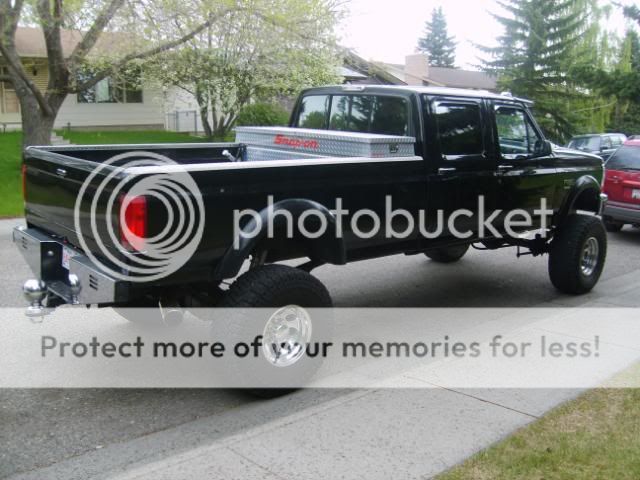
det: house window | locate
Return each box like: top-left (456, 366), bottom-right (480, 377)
top-left (0, 67), bottom-right (20, 114)
top-left (77, 69), bottom-right (143, 104)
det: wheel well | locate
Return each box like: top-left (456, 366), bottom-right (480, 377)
top-left (572, 188), bottom-right (601, 214)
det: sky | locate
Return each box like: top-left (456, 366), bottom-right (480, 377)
top-left (338, 0), bottom-right (635, 70)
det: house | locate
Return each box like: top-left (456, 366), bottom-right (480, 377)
top-left (0, 27), bottom-right (166, 131)
top-left (343, 52), bottom-right (497, 91)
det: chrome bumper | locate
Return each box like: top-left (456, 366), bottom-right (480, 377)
top-left (13, 226), bottom-right (124, 306)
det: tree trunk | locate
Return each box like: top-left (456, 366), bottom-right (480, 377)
top-left (195, 86), bottom-right (213, 139)
top-left (22, 111), bottom-right (57, 148)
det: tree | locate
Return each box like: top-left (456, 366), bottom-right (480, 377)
top-left (417, 7), bottom-right (456, 68)
top-left (147, 0), bottom-right (341, 139)
top-left (0, 0), bottom-right (253, 147)
top-left (481, 0), bottom-right (601, 142)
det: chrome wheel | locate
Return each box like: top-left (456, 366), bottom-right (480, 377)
top-left (580, 237), bottom-right (600, 277)
top-left (262, 305), bottom-right (312, 367)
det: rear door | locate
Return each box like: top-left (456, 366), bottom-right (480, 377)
top-left (423, 95), bottom-right (498, 238)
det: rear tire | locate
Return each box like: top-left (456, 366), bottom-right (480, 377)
top-left (549, 214), bottom-right (607, 294)
top-left (214, 264), bottom-right (333, 397)
top-left (425, 244), bottom-right (470, 263)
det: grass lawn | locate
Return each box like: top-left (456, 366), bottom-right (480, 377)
top-left (0, 130), bottom-right (214, 218)
top-left (438, 387), bottom-right (640, 479)
top-left (0, 132), bottom-right (24, 217)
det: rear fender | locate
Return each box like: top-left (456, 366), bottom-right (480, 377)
top-left (213, 199), bottom-right (346, 280)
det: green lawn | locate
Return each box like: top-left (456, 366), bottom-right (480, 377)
top-left (0, 130), bottom-right (213, 218)
top-left (0, 132), bottom-right (24, 217)
top-left (438, 387), bottom-right (640, 479)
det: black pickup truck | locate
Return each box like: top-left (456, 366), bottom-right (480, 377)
top-left (15, 85), bottom-right (607, 383)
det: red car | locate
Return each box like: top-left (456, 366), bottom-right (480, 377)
top-left (602, 138), bottom-right (640, 231)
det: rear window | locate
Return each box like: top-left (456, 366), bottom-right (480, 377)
top-left (297, 95), bottom-right (328, 129)
top-left (569, 136), bottom-right (600, 151)
top-left (606, 146), bottom-right (640, 170)
top-left (296, 94), bottom-right (409, 136)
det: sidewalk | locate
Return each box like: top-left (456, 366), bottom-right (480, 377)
top-left (9, 268), bottom-right (640, 480)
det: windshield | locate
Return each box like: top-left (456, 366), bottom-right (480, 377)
top-left (606, 146), bottom-right (640, 170)
top-left (568, 136), bottom-right (601, 151)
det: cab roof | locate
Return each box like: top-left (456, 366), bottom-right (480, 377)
top-left (302, 85), bottom-right (534, 105)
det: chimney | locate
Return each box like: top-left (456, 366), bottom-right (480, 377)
top-left (404, 54), bottom-right (429, 86)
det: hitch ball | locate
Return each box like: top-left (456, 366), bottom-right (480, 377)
top-left (23, 279), bottom-right (47, 317)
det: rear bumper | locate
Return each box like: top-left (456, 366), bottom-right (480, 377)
top-left (13, 226), bottom-right (127, 305)
top-left (603, 201), bottom-right (640, 224)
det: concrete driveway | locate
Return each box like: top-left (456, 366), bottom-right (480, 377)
top-left (1, 218), bottom-right (639, 479)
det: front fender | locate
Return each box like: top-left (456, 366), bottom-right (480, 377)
top-left (213, 198), bottom-right (346, 280)
top-left (556, 175), bottom-right (603, 225)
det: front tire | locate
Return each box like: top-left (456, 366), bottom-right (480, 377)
top-left (549, 214), bottom-right (607, 294)
top-left (214, 264), bottom-right (333, 396)
top-left (425, 244), bottom-right (470, 263)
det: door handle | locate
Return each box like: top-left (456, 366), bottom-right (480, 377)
top-left (498, 165), bottom-right (514, 172)
top-left (55, 168), bottom-right (67, 177)
top-left (438, 167), bottom-right (457, 174)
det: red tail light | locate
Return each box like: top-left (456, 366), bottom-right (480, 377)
top-left (120, 195), bottom-right (147, 252)
top-left (21, 163), bottom-right (27, 200)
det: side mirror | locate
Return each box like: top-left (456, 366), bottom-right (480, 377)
top-left (535, 140), bottom-right (553, 157)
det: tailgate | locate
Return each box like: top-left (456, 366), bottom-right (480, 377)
top-left (23, 148), bottom-right (119, 255)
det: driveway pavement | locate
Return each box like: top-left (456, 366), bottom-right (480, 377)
top-left (1, 218), bottom-right (639, 479)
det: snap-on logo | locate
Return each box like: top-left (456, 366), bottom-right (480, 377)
top-left (274, 134), bottom-right (319, 150)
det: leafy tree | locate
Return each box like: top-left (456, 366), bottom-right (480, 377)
top-left (481, 0), bottom-right (600, 142)
top-left (417, 7), bottom-right (456, 68)
top-left (147, 0), bottom-right (341, 139)
top-left (236, 102), bottom-right (289, 127)
top-left (0, 0), bottom-right (242, 147)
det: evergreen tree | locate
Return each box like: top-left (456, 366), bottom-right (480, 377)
top-left (481, 0), bottom-right (596, 142)
top-left (417, 7), bottom-right (456, 68)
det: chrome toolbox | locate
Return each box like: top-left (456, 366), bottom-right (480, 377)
top-left (235, 126), bottom-right (416, 158)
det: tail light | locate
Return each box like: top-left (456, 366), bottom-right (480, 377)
top-left (120, 195), bottom-right (147, 252)
top-left (21, 163), bottom-right (27, 200)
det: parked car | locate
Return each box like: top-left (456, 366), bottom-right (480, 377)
top-left (566, 133), bottom-right (627, 161)
top-left (602, 138), bottom-right (640, 231)
top-left (15, 85), bottom-right (608, 389)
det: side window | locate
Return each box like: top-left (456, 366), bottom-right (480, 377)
top-left (434, 101), bottom-right (483, 157)
top-left (611, 136), bottom-right (623, 148)
top-left (296, 95), bottom-right (328, 129)
top-left (602, 136), bottom-right (613, 149)
top-left (494, 105), bottom-right (542, 158)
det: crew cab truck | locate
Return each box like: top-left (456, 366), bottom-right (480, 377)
top-left (15, 85), bottom-right (607, 389)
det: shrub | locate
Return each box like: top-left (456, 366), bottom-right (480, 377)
top-left (236, 103), bottom-right (290, 127)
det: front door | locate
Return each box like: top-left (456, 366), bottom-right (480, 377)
top-left (492, 102), bottom-right (558, 233)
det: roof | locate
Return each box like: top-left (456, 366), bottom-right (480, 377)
top-left (428, 67), bottom-right (497, 90)
top-left (380, 62), bottom-right (496, 90)
top-left (571, 133), bottom-right (627, 139)
top-left (624, 139), bottom-right (640, 146)
top-left (13, 26), bottom-right (129, 58)
top-left (302, 84), bottom-right (533, 105)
